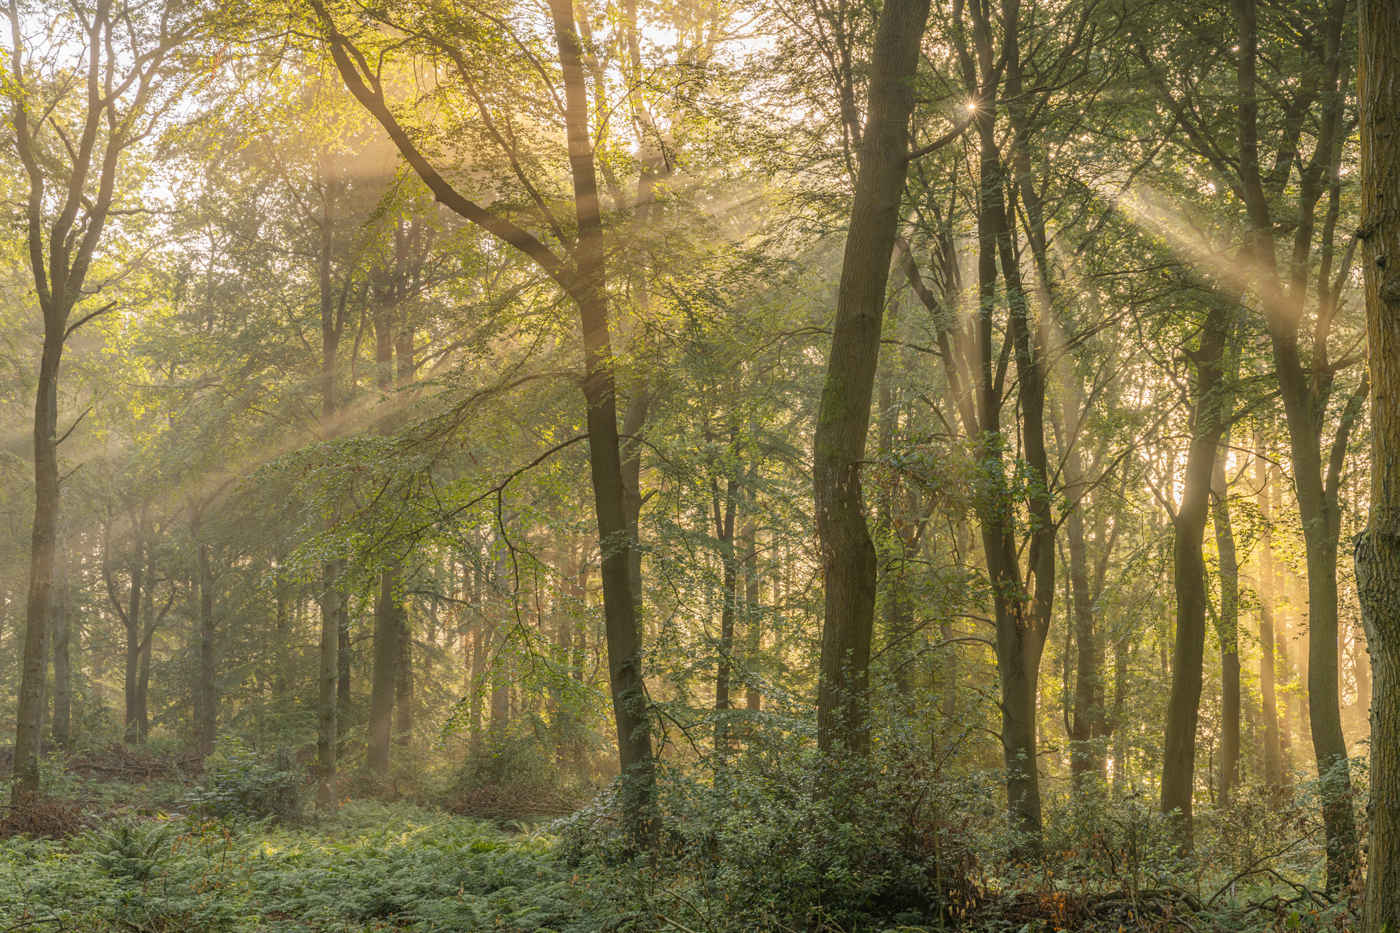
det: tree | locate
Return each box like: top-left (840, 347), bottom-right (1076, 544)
top-left (1353, 0), bottom-right (1400, 927)
top-left (812, 0), bottom-right (933, 758)
top-left (306, 0), bottom-right (659, 831)
top-left (3, 0), bottom-right (200, 803)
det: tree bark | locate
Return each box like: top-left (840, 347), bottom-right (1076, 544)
top-left (1354, 0), bottom-right (1400, 926)
top-left (51, 529), bottom-right (72, 749)
top-left (812, 0), bottom-right (931, 757)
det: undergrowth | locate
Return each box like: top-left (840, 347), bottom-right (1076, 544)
top-left (0, 736), bottom-right (1367, 933)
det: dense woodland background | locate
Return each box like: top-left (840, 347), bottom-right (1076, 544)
top-left (1, 0), bottom-right (1399, 930)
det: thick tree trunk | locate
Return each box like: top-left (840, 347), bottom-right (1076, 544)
top-left (137, 583), bottom-right (154, 742)
top-left (51, 529), bottom-right (72, 749)
top-left (12, 327), bottom-right (57, 801)
top-left (812, 0), bottom-right (930, 757)
top-left (1355, 0), bottom-right (1400, 927)
top-left (368, 565), bottom-right (401, 774)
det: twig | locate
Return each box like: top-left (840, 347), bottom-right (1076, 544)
top-left (656, 916), bottom-right (700, 933)
top-left (3, 917), bottom-right (64, 932)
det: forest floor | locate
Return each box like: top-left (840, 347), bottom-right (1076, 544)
top-left (0, 745), bottom-right (1364, 933)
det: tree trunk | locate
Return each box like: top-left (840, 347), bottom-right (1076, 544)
top-left (52, 529), bottom-right (72, 749)
top-left (5, 0), bottom-right (153, 807)
top-left (1255, 440), bottom-right (1284, 786)
top-left (315, 147), bottom-right (342, 816)
top-left (546, 0), bottom-right (656, 833)
top-left (743, 514), bottom-right (762, 712)
top-left (193, 508), bottom-right (216, 755)
top-left (368, 565), bottom-right (401, 774)
top-left (316, 560), bottom-right (340, 814)
top-left (812, 0), bottom-right (931, 757)
top-left (1354, 0), bottom-right (1400, 926)
top-left (274, 555), bottom-right (289, 698)
top-left (137, 588), bottom-right (154, 742)
top-left (713, 471), bottom-right (739, 753)
top-left (1232, 0), bottom-right (1359, 888)
top-left (120, 509), bottom-right (146, 745)
top-left (11, 331), bottom-right (58, 802)
top-left (395, 605), bottom-right (413, 746)
top-left (1066, 505), bottom-right (1103, 787)
top-left (1160, 299), bottom-right (1232, 848)
top-left (1212, 444), bottom-right (1240, 806)
top-left (197, 543), bottom-right (216, 752)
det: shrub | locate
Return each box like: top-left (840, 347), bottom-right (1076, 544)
top-left (558, 743), bottom-right (993, 932)
top-left (186, 738), bottom-right (303, 823)
top-left (448, 716), bottom-right (591, 821)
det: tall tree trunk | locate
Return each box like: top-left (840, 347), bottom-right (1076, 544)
top-left (1354, 0), bottom-right (1400, 926)
top-left (315, 147), bottom-right (343, 816)
top-left (1255, 441), bottom-right (1284, 787)
top-left (51, 528), bottom-right (72, 749)
top-left (812, 0), bottom-right (931, 757)
top-left (1212, 443), bottom-right (1240, 806)
top-left (119, 509), bottom-right (146, 745)
top-left (1112, 633), bottom-right (1130, 795)
top-left (395, 606), bottom-right (413, 746)
top-left (368, 565), bottom-right (401, 774)
top-left (1233, 0), bottom-right (1360, 888)
top-left (1066, 500), bottom-right (1103, 787)
top-left (546, 0), bottom-right (656, 832)
top-left (743, 513), bottom-right (762, 712)
top-left (274, 555), bottom-right (289, 699)
top-left (192, 508), bottom-right (217, 755)
top-left (198, 543), bottom-right (216, 752)
top-left (137, 583), bottom-right (154, 742)
top-left (470, 621), bottom-right (485, 747)
top-left (317, 561), bottom-right (340, 813)
top-left (713, 468), bottom-right (739, 754)
top-left (1160, 299), bottom-right (1233, 848)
